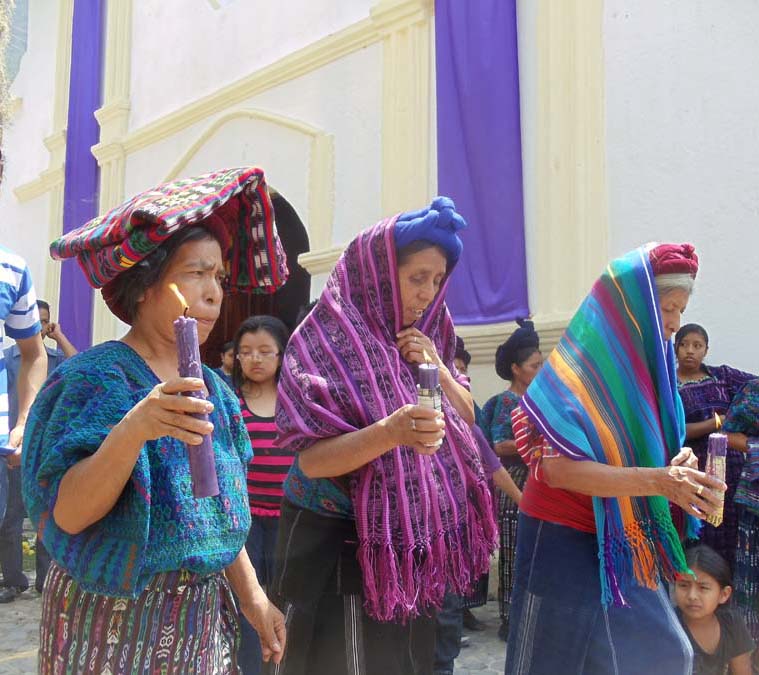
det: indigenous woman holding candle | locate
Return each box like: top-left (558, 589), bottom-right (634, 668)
top-left (504, 244), bottom-right (727, 675)
top-left (675, 323), bottom-right (756, 568)
top-left (479, 319), bottom-right (542, 640)
top-left (723, 378), bottom-right (759, 664)
top-left (271, 197), bottom-right (496, 675)
top-left (22, 169), bottom-right (288, 673)
top-left (232, 315), bottom-right (293, 675)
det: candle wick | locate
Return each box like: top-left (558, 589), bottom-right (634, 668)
top-left (183, 307), bottom-right (189, 318)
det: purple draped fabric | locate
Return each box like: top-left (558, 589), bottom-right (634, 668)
top-left (60, 1), bottom-right (104, 350)
top-left (435, 0), bottom-right (529, 324)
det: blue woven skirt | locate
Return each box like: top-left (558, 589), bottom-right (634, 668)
top-left (505, 514), bottom-right (693, 675)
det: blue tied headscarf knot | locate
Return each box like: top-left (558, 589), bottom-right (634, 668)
top-left (393, 196), bottom-right (467, 264)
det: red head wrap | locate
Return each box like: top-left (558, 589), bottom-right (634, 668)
top-left (649, 243), bottom-right (699, 278)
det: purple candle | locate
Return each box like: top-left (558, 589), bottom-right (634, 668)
top-left (171, 285), bottom-right (219, 498)
top-left (418, 362), bottom-right (439, 390)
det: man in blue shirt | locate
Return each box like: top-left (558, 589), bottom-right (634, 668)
top-left (0, 298), bottom-right (68, 601)
top-left (0, 247), bottom-right (46, 521)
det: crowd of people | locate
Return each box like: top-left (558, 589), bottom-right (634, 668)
top-left (2, 169), bottom-right (759, 675)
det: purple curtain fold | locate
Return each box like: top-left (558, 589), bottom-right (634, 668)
top-left (60, 0), bottom-right (104, 350)
top-left (435, 0), bottom-right (529, 324)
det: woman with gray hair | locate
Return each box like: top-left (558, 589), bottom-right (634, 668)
top-left (505, 243), bottom-right (726, 675)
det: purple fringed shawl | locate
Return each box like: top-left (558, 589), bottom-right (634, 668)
top-left (277, 216), bottom-right (497, 622)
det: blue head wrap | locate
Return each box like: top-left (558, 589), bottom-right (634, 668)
top-left (393, 196), bottom-right (467, 264)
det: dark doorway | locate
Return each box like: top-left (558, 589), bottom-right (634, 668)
top-left (201, 190), bottom-right (311, 367)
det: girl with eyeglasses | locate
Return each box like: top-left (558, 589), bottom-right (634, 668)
top-left (232, 315), bottom-right (292, 675)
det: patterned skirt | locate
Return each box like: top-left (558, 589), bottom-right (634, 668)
top-left (734, 510), bottom-right (759, 671)
top-left (498, 462), bottom-right (528, 621)
top-left (39, 562), bottom-right (241, 674)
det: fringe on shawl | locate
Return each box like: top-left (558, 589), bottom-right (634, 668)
top-left (358, 479), bottom-right (496, 623)
top-left (599, 500), bottom-right (692, 606)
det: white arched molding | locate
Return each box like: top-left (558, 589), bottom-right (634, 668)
top-left (300, 0), bottom-right (436, 276)
top-left (163, 109), bottom-right (336, 278)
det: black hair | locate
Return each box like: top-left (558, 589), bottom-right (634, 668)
top-left (36, 299), bottom-right (50, 313)
top-left (497, 344), bottom-right (542, 381)
top-left (232, 315), bottom-right (290, 389)
top-left (454, 336), bottom-right (471, 367)
top-left (495, 319), bottom-right (541, 381)
top-left (396, 240), bottom-right (450, 271)
top-left (684, 544), bottom-right (732, 590)
top-left (104, 226), bottom-right (220, 324)
top-left (675, 323), bottom-right (709, 351)
top-left (294, 300), bottom-right (317, 327)
top-left (497, 345), bottom-right (541, 381)
top-left (220, 341), bottom-right (234, 354)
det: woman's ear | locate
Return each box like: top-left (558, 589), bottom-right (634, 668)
top-left (719, 585), bottom-right (732, 605)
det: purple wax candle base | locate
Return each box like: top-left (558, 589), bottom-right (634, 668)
top-left (707, 432), bottom-right (728, 458)
top-left (174, 314), bottom-right (219, 498)
top-left (418, 363), bottom-right (439, 390)
top-left (188, 438), bottom-right (220, 498)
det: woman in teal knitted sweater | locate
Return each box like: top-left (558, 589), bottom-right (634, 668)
top-left (22, 169), bottom-right (288, 673)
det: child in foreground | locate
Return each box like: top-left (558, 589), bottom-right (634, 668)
top-left (675, 545), bottom-right (754, 675)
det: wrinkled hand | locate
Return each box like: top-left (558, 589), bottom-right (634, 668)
top-left (240, 591), bottom-right (286, 664)
top-left (384, 404), bottom-right (445, 454)
top-left (396, 328), bottom-right (440, 367)
top-left (662, 458), bottom-right (725, 519)
top-left (122, 377), bottom-right (214, 446)
top-left (5, 424), bottom-right (24, 468)
top-left (670, 447), bottom-right (698, 470)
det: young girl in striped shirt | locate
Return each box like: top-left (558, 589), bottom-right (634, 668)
top-left (233, 315), bottom-right (292, 674)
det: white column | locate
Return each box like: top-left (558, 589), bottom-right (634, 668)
top-left (372, 0), bottom-right (434, 215)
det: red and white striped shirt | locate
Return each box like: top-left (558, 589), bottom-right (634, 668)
top-left (512, 405), bottom-right (596, 533)
top-left (239, 397), bottom-right (295, 517)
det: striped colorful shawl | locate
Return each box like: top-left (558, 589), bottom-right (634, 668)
top-left (276, 216), bottom-right (497, 622)
top-left (521, 247), bottom-right (698, 606)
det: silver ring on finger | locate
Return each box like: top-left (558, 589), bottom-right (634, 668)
top-left (411, 418), bottom-right (416, 431)
top-left (696, 484), bottom-right (704, 497)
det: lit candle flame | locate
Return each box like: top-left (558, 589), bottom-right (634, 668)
top-left (715, 412), bottom-right (722, 431)
top-left (422, 349), bottom-right (432, 364)
top-left (168, 283), bottom-right (189, 317)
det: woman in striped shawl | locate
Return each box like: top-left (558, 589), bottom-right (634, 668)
top-left (269, 197), bottom-right (496, 675)
top-left (504, 244), bottom-right (726, 675)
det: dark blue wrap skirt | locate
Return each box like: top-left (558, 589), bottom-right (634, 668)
top-left (505, 514), bottom-right (693, 675)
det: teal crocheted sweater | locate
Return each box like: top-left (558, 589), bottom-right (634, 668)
top-left (22, 341), bottom-right (252, 598)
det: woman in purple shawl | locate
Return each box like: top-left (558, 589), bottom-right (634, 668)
top-left (269, 197), bottom-right (497, 675)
